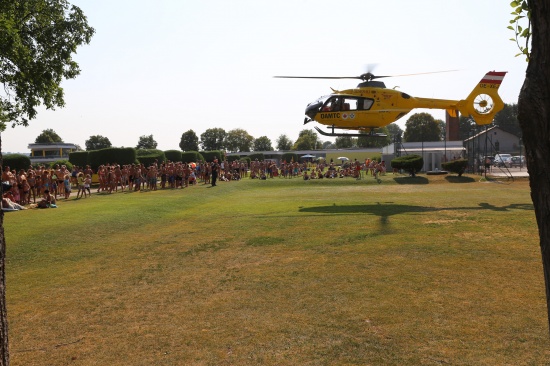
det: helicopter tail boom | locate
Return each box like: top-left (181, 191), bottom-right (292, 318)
top-left (457, 71), bottom-right (507, 125)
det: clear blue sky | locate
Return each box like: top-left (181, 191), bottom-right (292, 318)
top-left (2, 0), bottom-right (527, 153)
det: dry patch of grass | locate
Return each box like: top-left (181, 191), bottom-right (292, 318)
top-left (4, 175), bottom-right (549, 365)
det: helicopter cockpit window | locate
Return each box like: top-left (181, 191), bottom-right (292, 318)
top-left (322, 96), bottom-right (374, 112)
top-left (357, 98), bottom-right (374, 110)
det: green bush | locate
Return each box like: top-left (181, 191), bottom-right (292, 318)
top-left (181, 151), bottom-right (203, 163)
top-left (227, 155), bottom-right (241, 163)
top-left (69, 151), bottom-right (89, 168)
top-left (164, 150), bottom-right (183, 163)
top-left (3, 154), bottom-right (31, 172)
top-left (391, 154), bottom-right (424, 177)
top-left (201, 150), bottom-right (223, 162)
top-left (137, 149), bottom-right (165, 167)
top-left (89, 147), bottom-right (136, 170)
top-left (49, 160), bottom-right (73, 171)
top-left (281, 152), bottom-right (298, 164)
top-left (442, 159), bottom-right (468, 177)
top-left (240, 157), bottom-right (251, 166)
top-left (248, 153), bottom-right (265, 162)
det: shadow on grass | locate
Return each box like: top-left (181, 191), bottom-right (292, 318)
top-left (299, 202), bottom-right (534, 230)
top-left (393, 176), bottom-right (429, 185)
top-left (445, 176), bottom-right (476, 183)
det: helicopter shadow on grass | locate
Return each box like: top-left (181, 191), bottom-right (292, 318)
top-left (298, 202), bottom-right (534, 233)
top-left (392, 176), bottom-right (429, 185)
top-left (445, 176), bottom-right (476, 183)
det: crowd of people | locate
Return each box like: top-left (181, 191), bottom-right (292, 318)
top-left (1, 158), bottom-right (386, 210)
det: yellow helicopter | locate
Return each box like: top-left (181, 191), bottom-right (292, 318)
top-left (274, 70), bottom-right (507, 137)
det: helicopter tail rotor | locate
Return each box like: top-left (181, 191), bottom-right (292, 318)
top-left (457, 71), bottom-right (507, 125)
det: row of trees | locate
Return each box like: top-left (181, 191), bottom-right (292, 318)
top-left (34, 103), bottom-right (519, 154)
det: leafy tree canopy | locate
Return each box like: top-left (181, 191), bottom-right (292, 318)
top-left (225, 128), bottom-right (253, 152)
top-left (35, 128), bottom-right (63, 143)
top-left (179, 130), bottom-right (199, 152)
top-left (403, 113), bottom-right (441, 142)
top-left (200, 128), bottom-right (226, 151)
top-left (276, 134), bottom-right (293, 151)
top-left (253, 136), bottom-right (273, 152)
top-left (292, 129), bottom-right (322, 150)
top-left (136, 134), bottom-right (158, 149)
top-left (335, 136), bottom-right (354, 149)
top-left (85, 135), bottom-right (112, 151)
top-left (0, 0), bottom-right (95, 129)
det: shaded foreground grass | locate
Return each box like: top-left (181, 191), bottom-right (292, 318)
top-left (4, 175), bottom-right (549, 365)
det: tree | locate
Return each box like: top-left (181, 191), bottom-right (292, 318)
top-left (335, 136), bottom-right (355, 148)
top-left (513, 0), bottom-right (550, 330)
top-left (0, 1), bottom-right (94, 363)
top-left (225, 128), bottom-right (254, 152)
top-left (253, 136), bottom-right (273, 152)
top-left (85, 135), bottom-right (112, 151)
top-left (179, 130), bottom-right (199, 151)
top-left (357, 127), bottom-right (391, 148)
top-left (200, 128), bottom-right (226, 151)
top-left (34, 129), bottom-right (63, 143)
top-left (276, 134), bottom-right (293, 151)
top-left (322, 141), bottom-right (335, 149)
top-left (494, 103), bottom-right (521, 137)
top-left (386, 123), bottom-right (404, 141)
top-left (292, 129), bottom-right (322, 150)
top-left (403, 113), bottom-right (441, 142)
top-left (136, 134), bottom-right (157, 149)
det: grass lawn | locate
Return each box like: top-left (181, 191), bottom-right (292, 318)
top-left (4, 174), bottom-right (549, 365)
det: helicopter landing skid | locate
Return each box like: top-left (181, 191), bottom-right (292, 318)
top-left (314, 126), bottom-right (387, 138)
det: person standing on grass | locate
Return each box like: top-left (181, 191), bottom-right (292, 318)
top-left (76, 172), bottom-right (87, 198)
top-left (63, 174), bottom-right (71, 199)
top-left (211, 159), bottom-right (219, 187)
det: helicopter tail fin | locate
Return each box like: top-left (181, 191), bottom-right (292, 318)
top-left (457, 71), bottom-right (507, 125)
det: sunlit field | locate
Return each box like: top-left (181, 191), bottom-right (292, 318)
top-left (4, 174), bottom-right (549, 365)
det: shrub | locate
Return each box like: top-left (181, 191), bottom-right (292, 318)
top-left (391, 154), bottom-right (424, 177)
top-left (69, 151), bottom-right (89, 168)
top-left (164, 150), bottom-right (183, 163)
top-left (281, 152), bottom-right (298, 164)
top-left (442, 159), bottom-right (468, 177)
top-left (137, 149), bottom-right (165, 167)
top-left (227, 155), bottom-right (241, 163)
top-left (89, 147), bottom-right (136, 170)
top-left (201, 150), bottom-right (223, 162)
top-left (182, 151), bottom-right (203, 163)
top-left (248, 153), bottom-right (265, 162)
top-left (49, 160), bottom-right (73, 171)
top-left (3, 154), bottom-right (31, 172)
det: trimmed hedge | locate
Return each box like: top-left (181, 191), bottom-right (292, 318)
top-left (3, 154), bottom-right (31, 172)
top-left (201, 150), bottom-right (223, 162)
top-left (136, 149), bottom-right (165, 167)
top-left (164, 150), bottom-right (183, 163)
top-left (248, 153), bottom-right (265, 162)
top-left (391, 154), bottom-right (424, 177)
top-left (182, 151), bottom-right (203, 163)
top-left (69, 151), bottom-right (89, 167)
top-left (227, 155), bottom-right (241, 163)
top-left (281, 152), bottom-right (299, 164)
top-left (88, 147), bottom-right (137, 170)
top-left (442, 159), bottom-right (468, 177)
top-left (49, 160), bottom-right (73, 171)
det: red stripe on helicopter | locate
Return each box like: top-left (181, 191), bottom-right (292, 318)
top-left (480, 71), bottom-right (507, 84)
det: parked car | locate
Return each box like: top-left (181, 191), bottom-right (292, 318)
top-left (510, 155), bottom-right (526, 167)
top-left (494, 153), bottom-right (512, 167)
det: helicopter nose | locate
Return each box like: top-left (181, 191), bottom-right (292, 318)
top-left (305, 102), bottom-right (321, 121)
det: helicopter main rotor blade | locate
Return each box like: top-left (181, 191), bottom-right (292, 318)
top-left (374, 70), bottom-right (459, 79)
top-left (273, 76), bottom-right (361, 79)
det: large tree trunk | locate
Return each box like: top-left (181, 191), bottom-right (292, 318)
top-left (0, 134), bottom-right (10, 365)
top-left (517, 0), bottom-right (550, 332)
